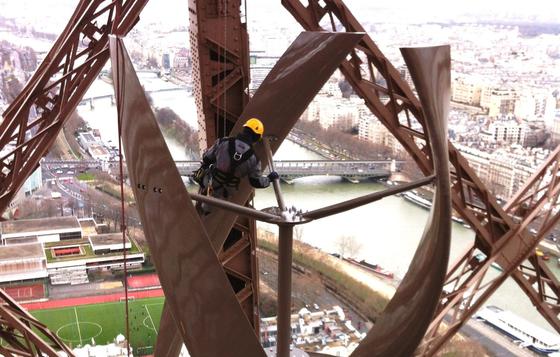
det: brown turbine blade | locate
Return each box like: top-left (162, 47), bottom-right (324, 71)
top-left (351, 45), bottom-right (452, 357)
top-left (155, 302), bottom-right (183, 357)
top-left (108, 36), bottom-right (266, 357)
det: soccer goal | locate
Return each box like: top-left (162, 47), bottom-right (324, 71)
top-left (119, 296), bottom-right (136, 302)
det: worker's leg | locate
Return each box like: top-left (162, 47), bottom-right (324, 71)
top-left (195, 186), bottom-right (206, 215)
top-left (200, 186), bottom-right (226, 216)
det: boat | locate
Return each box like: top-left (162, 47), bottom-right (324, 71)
top-left (475, 305), bottom-right (560, 354)
top-left (402, 191), bottom-right (432, 209)
top-left (474, 253), bottom-right (503, 271)
top-left (344, 258), bottom-right (394, 279)
top-left (402, 191), bottom-right (464, 223)
top-left (452, 216), bottom-right (464, 224)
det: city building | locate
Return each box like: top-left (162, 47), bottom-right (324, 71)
top-left (452, 76), bottom-right (483, 106)
top-left (78, 131), bottom-right (111, 161)
top-left (456, 144), bottom-right (542, 199)
top-left (359, 115), bottom-right (388, 144)
top-left (307, 95), bottom-right (361, 131)
top-left (72, 334), bottom-right (132, 357)
top-left (0, 217), bottom-right (144, 287)
top-left (173, 48), bottom-right (190, 69)
top-left (22, 166), bottom-right (42, 196)
top-left (551, 110), bottom-right (560, 144)
top-left (0, 146), bottom-right (42, 215)
top-left (250, 53), bottom-right (278, 91)
top-left (87, 143), bottom-right (111, 161)
top-left (89, 233), bottom-right (131, 254)
top-left (480, 87), bottom-right (516, 117)
top-left (486, 116), bottom-right (525, 145)
top-left (1, 216), bottom-right (82, 244)
top-left (0, 243), bottom-right (47, 283)
top-left (521, 118), bottom-right (547, 147)
top-left (260, 305), bottom-right (362, 355)
top-left (358, 114), bottom-right (402, 155)
top-left (398, 64), bottom-right (414, 90)
top-left (514, 88), bottom-right (556, 125)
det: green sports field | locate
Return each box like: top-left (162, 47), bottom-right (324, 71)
top-left (30, 297), bottom-right (164, 355)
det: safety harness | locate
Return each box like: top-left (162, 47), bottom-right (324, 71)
top-left (211, 138), bottom-right (254, 190)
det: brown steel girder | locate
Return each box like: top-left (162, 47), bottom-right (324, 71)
top-left (0, 289), bottom-right (74, 357)
top-left (189, 0), bottom-right (250, 149)
top-left (280, 0), bottom-right (560, 355)
top-left (153, 2), bottom-right (258, 355)
top-left (0, 0), bottom-right (148, 354)
top-left (0, 0), bottom-right (148, 214)
top-left (420, 146), bottom-right (560, 355)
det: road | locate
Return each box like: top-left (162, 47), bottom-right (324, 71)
top-left (42, 164), bottom-right (142, 226)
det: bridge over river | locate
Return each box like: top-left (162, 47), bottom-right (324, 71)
top-left (44, 159), bottom-right (396, 183)
top-left (175, 160), bottom-right (394, 182)
top-left (79, 86), bottom-right (188, 107)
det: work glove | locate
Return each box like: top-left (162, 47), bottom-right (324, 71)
top-left (267, 171), bottom-right (279, 181)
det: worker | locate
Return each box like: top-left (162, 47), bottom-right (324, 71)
top-left (193, 118), bottom-right (279, 215)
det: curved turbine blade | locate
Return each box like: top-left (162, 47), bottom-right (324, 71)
top-left (351, 45), bottom-right (452, 357)
top-left (205, 31), bottom-right (365, 250)
top-left (109, 36), bottom-right (265, 357)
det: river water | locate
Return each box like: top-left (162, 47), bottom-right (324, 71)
top-left (80, 75), bottom-right (559, 335)
top-left (78, 73), bottom-right (196, 160)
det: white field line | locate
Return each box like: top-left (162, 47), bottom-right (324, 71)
top-left (74, 307), bottom-right (83, 345)
top-left (144, 305), bottom-right (157, 332)
top-left (143, 302), bottom-right (164, 307)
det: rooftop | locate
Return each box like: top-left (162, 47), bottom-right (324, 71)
top-left (89, 143), bottom-right (109, 156)
top-left (89, 233), bottom-right (129, 247)
top-left (1, 216), bottom-right (81, 235)
top-left (78, 218), bottom-right (97, 236)
top-left (4, 236), bottom-right (38, 245)
top-left (0, 243), bottom-right (44, 261)
top-left (79, 132), bottom-right (96, 143)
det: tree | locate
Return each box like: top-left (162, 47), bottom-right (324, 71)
top-left (44, 199), bottom-right (60, 218)
top-left (18, 198), bottom-right (40, 219)
top-left (334, 235), bottom-right (362, 259)
top-left (338, 79), bottom-right (354, 98)
top-left (154, 107), bottom-right (199, 158)
top-left (294, 226), bottom-right (304, 241)
top-left (66, 197), bottom-right (79, 217)
top-left (146, 55), bottom-right (159, 69)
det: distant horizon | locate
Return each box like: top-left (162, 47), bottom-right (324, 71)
top-left (0, 0), bottom-right (558, 34)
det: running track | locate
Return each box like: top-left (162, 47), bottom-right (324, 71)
top-left (127, 273), bottom-right (160, 288)
top-left (23, 288), bottom-right (164, 311)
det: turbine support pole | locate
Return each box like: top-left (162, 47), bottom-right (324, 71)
top-left (277, 224), bottom-right (295, 357)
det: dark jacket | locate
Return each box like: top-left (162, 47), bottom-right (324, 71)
top-left (202, 134), bottom-right (270, 191)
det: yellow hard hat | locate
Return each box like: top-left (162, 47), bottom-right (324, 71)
top-left (243, 118), bottom-right (264, 137)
